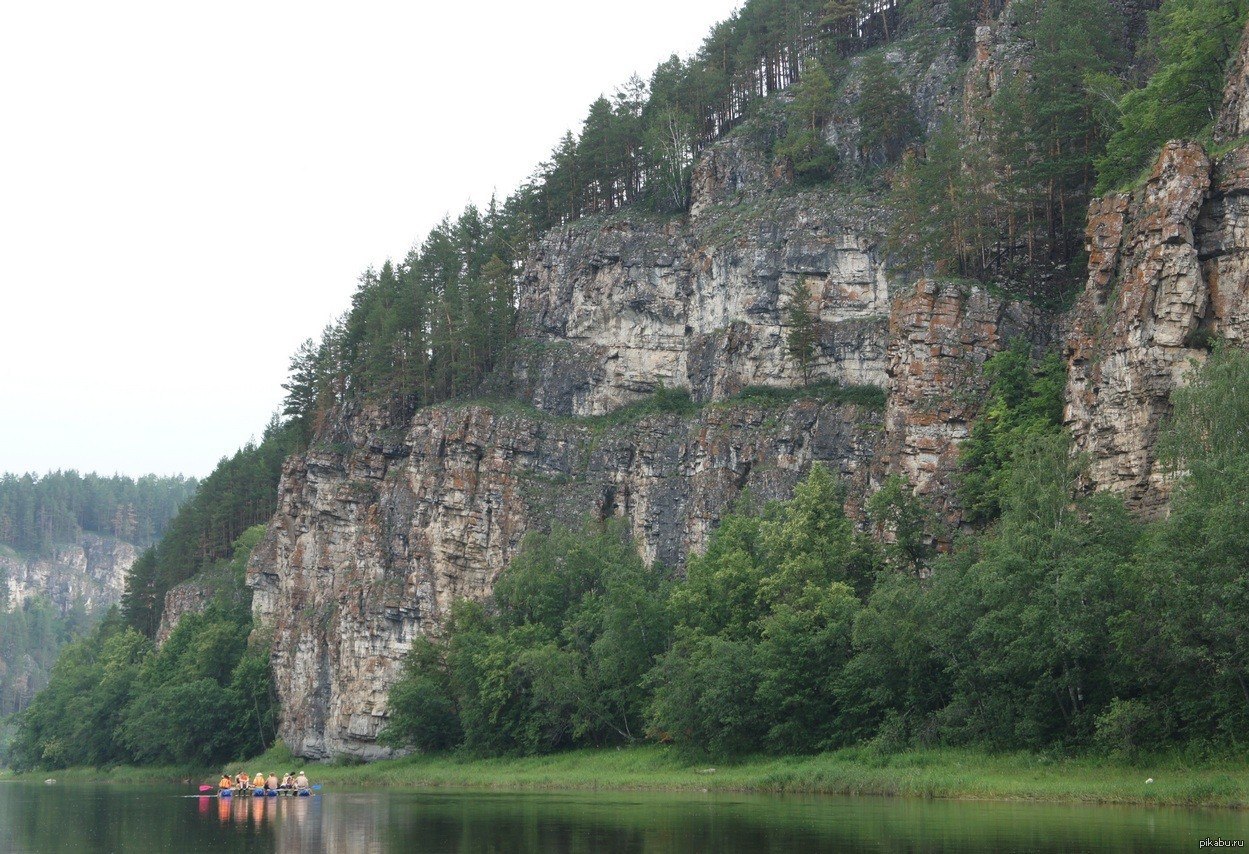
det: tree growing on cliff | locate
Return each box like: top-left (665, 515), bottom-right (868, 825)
top-left (855, 53), bottom-right (919, 166)
top-left (785, 277), bottom-right (821, 386)
top-left (958, 339), bottom-right (1066, 525)
top-left (1097, 0), bottom-right (1249, 193)
top-left (775, 58), bottom-right (839, 182)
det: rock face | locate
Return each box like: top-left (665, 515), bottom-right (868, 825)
top-left (1064, 78), bottom-right (1249, 512)
top-left (248, 0), bottom-right (1214, 761)
top-left (881, 281), bottom-right (1056, 529)
top-left (250, 399), bottom-right (882, 759)
top-left (497, 187), bottom-right (892, 417)
top-left (0, 534), bottom-right (136, 615)
top-left (155, 577), bottom-right (219, 645)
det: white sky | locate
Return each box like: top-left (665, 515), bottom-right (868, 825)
top-left (0, 0), bottom-right (742, 479)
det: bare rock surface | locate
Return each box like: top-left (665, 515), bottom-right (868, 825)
top-left (1, 534), bottom-right (136, 615)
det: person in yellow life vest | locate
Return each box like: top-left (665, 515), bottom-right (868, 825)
top-left (266, 773), bottom-right (278, 791)
top-left (253, 772), bottom-right (265, 790)
top-left (218, 774), bottom-right (232, 789)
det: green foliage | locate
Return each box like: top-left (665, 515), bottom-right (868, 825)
top-left (283, 202), bottom-right (525, 428)
top-left (520, 0), bottom-right (920, 224)
top-left (379, 638), bottom-right (462, 752)
top-left (1110, 346), bottom-right (1249, 747)
top-left (11, 530), bottom-right (274, 770)
top-left (784, 278), bottom-right (820, 385)
top-left (592, 385), bottom-right (699, 426)
top-left (775, 59), bottom-right (839, 182)
top-left (854, 54), bottom-right (919, 166)
top-left (0, 471), bottom-right (196, 555)
top-left (1096, 0), bottom-right (1249, 193)
top-left (958, 340), bottom-right (1066, 524)
top-left (931, 437), bottom-right (1140, 748)
top-left (381, 522), bottom-right (673, 755)
top-left (865, 474), bottom-right (935, 574)
top-left (0, 594), bottom-right (92, 716)
top-left (719, 381), bottom-right (887, 410)
top-left (650, 464), bottom-right (877, 756)
top-left (889, 0), bottom-right (1125, 301)
top-left (121, 420), bottom-right (298, 637)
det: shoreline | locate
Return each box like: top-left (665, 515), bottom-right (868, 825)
top-left (5, 745), bottom-right (1249, 808)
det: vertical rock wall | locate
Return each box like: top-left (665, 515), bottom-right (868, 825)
top-left (1064, 21), bottom-right (1249, 511)
top-left (881, 281), bottom-right (1056, 529)
top-left (250, 399), bottom-right (882, 759)
top-left (1, 533), bottom-right (136, 615)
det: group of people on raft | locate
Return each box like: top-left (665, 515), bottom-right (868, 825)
top-left (217, 770), bottom-right (311, 796)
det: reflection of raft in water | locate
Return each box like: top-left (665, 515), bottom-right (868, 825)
top-left (227, 788), bottom-right (313, 798)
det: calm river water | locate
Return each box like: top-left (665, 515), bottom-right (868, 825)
top-left (2, 782), bottom-right (1247, 852)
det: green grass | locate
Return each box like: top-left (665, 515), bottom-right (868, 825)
top-left (456, 380), bottom-right (884, 435)
top-left (311, 746), bottom-right (1249, 806)
top-left (715, 381), bottom-right (887, 411)
top-left (18, 745), bottom-right (1246, 807)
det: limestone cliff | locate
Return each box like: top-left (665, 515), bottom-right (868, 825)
top-left (0, 534), bottom-right (136, 615)
top-left (248, 0), bottom-right (1230, 760)
top-left (1064, 22), bottom-right (1249, 510)
top-left (491, 187), bottom-right (892, 417)
top-left (250, 398), bottom-right (881, 758)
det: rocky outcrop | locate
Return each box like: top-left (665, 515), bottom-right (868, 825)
top-left (881, 281), bottom-right (1056, 529)
top-left (250, 398), bottom-right (881, 758)
top-left (0, 534), bottom-right (136, 615)
top-left (1063, 17), bottom-right (1249, 511)
top-left (251, 0), bottom-right (1203, 762)
top-left (155, 577), bottom-right (219, 645)
top-left (1064, 137), bottom-right (1249, 511)
top-left (502, 189), bottom-right (891, 417)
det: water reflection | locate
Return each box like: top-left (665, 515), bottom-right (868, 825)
top-left (3, 782), bottom-right (1249, 852)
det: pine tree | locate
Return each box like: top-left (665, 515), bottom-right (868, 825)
top-left (785, 277), bottom-right (820, 386)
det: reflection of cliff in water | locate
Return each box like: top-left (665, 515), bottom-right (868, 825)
top-left (226, 789), bottom-right (1249, 854)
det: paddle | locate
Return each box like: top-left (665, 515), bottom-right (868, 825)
top-left (311, 785), bottom-right (322, 791)
top-left (198, 785), bottom-right (214, 792)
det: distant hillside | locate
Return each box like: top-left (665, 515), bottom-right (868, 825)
top-left (0, 471), bottom-right (197, 718)
top-left (0, 471), bottom-right (197, 555)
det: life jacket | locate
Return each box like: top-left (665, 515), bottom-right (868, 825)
top-left (219, 777), bottom-right (232, 788)
top-left (253, 775), bottom-right (265, 787)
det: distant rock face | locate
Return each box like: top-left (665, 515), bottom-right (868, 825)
top-left (249, 399), bottom-right (882, 759)
top-left (0, 534), bottom-right (136, 615)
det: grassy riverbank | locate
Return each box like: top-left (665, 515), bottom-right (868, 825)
top-left (9, 745), bottom-right (1248, 808)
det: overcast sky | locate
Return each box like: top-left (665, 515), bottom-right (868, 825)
top-left (0, 0), bottom-right (742, 479)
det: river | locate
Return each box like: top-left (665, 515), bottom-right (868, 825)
top-left (2, 781), bottom-right (1247, 852)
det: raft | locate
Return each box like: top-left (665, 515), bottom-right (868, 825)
top-left (218, 789), bottom-right (232, 798)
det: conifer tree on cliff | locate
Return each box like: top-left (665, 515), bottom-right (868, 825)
top-left (785, 277), bottom-right (820, 387)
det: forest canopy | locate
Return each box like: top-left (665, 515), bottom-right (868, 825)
top-left (0, 471), bottom-right (197, 555)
